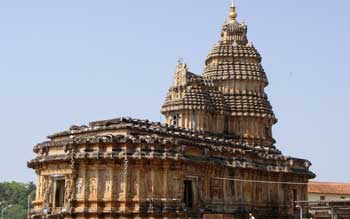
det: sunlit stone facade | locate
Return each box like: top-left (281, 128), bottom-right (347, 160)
top-left (28, 2), bottom-right (315, 219)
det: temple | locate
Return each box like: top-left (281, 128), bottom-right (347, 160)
top-left (28, 2), bottom-right (315, 219)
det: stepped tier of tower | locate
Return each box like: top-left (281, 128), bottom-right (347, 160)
top-left (162, 5), bottom-right (276, 146)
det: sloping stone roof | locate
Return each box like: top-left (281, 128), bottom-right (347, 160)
top-left (309, 182), bottom-right (350, 195)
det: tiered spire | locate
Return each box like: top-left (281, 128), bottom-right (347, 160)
top-left (162, 0), bottom-right (276, 146)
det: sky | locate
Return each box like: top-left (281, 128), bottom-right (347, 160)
top-left (0, 0), bottom-right (349, 183)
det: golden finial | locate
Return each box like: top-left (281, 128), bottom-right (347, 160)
top-left (229, 0), bottom-right (237, 22)
top-left (224, 18), bottom-right (227, 25)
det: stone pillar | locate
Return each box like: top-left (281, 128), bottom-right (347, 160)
top-left (151, 167), bottom-right (155, 199)
top-left (136, 165), bottom-right (141, 200)
top-left (179, 113), bottom-right (184, 127)
top-left (184, 111), bottom-right (189, 129)
top-left (82, 163), bottom-right (88, 211)
top-left (163, 164), bottom-right (169, 199)
top-left (123, 146), bottom-right (128, 211)
top-left (35, 172), bottom-right (41, 201)
top-left (96, 167), bottom-right (101, 203)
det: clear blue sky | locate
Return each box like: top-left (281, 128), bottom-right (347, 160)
top-left (0, 0), bottom-right (349, 183)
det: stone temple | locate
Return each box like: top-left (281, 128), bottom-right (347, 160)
top-left (28, 2), bottom-right (315, 219)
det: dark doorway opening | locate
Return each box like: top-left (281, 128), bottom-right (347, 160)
top-left (292, 189), bottom-right (297, 211)
top-left (55, 179), bottom-right (65, 207)
top-left (184, 180), bottom-right (193, 208)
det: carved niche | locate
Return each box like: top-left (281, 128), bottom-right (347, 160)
top-left (100, 171), bottom-right (112, 198)
top-left (42, 176), bottom-right (52, 207)
top-left (114, 170), bottom-right (124, 197)
top-left (76, 178), bottom-right (84, 198)
top-left (88, 177), bottom-right (97, 198)
top-left (64, 176), bottom-right (73, 206)
top-left (211, 178), bottom-right (223, 199)
top-left (105, 177), bottom-right (112, 197)
top-left (127, 171), bottom-right (138, 198)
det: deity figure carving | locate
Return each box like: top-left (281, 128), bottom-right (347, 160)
top-left (42, 177), bottom-right (52, 206)
top-left (76, 178), bottom-right (84, 196)
top-left (64, 178), bottom-right (73, 205)
top-left (105, 177), bottom-right (111, 196)
top-left (89, 177), bottom-right (97, 196)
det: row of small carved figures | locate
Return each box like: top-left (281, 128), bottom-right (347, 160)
top-left (29, 149), bottom-right (300, 174)
top-left (38, 133), bottom-right (280, 156)
top-left (52, 119), bottom-right (277, 148)
top-left (31, 201), bottom-right (189, 216)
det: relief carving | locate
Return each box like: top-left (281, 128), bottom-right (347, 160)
top-left (76, 178), bottom-right (84, 196)
top-left (42, 177), bottom-right (52, 205)
top-left (64, 178), bottom-right (73, 205)
top-left (105, 177), bottom-right (111, 196)
top-left (212, 178), bottom-right (223, 199)
top-left (146, 173), bottom-right (152, 195)
top-left (37, 177), bottom-right (42, 199)
top-left (127, 174), bottom-right (135, 196)
top-left (114, 176), bottom-right (120, 195)
top-left (88, 177), bottom-right (97, 196)
top-left (154, 171), bottom-right (162, 197)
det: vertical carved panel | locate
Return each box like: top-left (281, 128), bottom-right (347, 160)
top-left (224, 178), bottom-right (235, 201)
top-left (76, 178), bottom-right (84, 199)
top-left (109, 167), bottom-right (115, 202)
top-left (105, 176), bottom-right (112, 198)
top-left (211, 178), bottom-right (223, 200)
top-left (114, 169), bottom-right (124, 199)
top-left (100, 169), bottom-right (112, 199)
top-left (151, 169), bottom-right (155, 198)
top-left (42, 176), bottom-right (52, 207)
top-left (168, 168), bottom-right (181, 200)
top-left (88, 176), bottom-right (97, 199)
top-left (99, 170), bottom-right (105, 199)
top-left (36, 174), bottom-right (41, 201)
top-left (127, 169), bottom-right (138, 199)
top-left (136, 167), bottom-right (141, 201)
top-left (154, 170), bottom-right (163, 198)
top-left (225, 169), bottom-right (235, 201)
top-left (244, 172), bottom-right (252, 202)
top-left (237, 170), bottom-right (243, 202)
top-left (64, 176), bottom-right (73, 206)
top-left (203, 174), bottom-right (210, 201)
top-left (256, 175), bottom-right (263, 203)
top-left (163, 166), bottom-right (168, 199)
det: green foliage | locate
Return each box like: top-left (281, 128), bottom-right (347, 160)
top-left (0, 181), bottom-right (36, 219)
top-left (3, 204), bottom-right (26, 219)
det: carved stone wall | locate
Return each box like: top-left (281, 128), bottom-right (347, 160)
top-left (29, 134), bottom-right (312, 219)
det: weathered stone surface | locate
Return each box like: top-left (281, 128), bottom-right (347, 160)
top-left (28, 2), bottom-right (315, 219)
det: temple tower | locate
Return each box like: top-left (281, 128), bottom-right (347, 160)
top-left (162, 1), bottom-right (276, 146)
